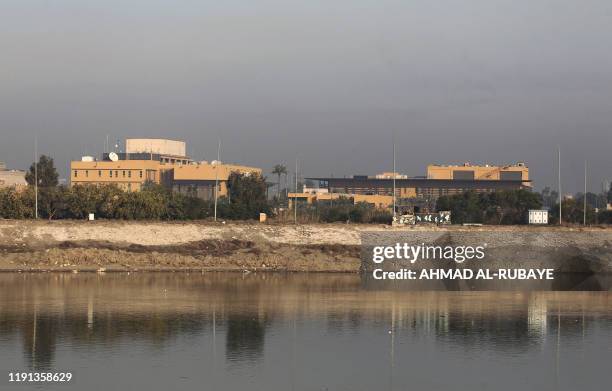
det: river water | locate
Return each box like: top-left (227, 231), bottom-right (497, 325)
top-left (0, 272), bottom-right (611, 391)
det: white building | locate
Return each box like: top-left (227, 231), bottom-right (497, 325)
top-left (0, 162), bottom-right (27, 189)
top-left (528, 210), bottom-right (548, 225)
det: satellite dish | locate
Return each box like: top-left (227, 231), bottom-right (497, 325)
top-left (109, 152), bottom-right (119, 162)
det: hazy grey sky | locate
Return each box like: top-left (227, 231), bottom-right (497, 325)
top-left (1, 0), bottom-right (611, 192)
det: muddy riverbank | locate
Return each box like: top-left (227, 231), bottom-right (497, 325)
top-left (0, 220), bottom-right (611, 272)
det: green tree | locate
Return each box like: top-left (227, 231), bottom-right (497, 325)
top-left (540, 186), bottom-right (559, 209)
top-left (22, 186), bottom-right (70, 220)
top-left (224, 172), bottom-right (271, 219)
top-left (66, 185), bottom-right (102, 219)
top-left (271, 164), bottom-right (287, 200)
top-left (550, 197), bottom-right (597, 225)
top-left (0, 188), bottom-right (32, 218)
top-left (437, 189), bottom-right (542, 225)
top-left (25, 155), bottom-right (59, 188)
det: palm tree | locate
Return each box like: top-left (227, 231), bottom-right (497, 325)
top-left (272, 164), bottom-right (287, 200)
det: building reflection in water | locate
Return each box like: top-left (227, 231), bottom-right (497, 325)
top-left (0, 272), bottom-right (610, 371)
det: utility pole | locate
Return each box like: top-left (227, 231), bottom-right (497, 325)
top-left (214, 139), bottom-right (221, 222)
top-left (584, 160), bottom-right (587, 225)
top-left (294, 158), bottom-right (298, 224)
top-left (34, 136), bottom-right (38, 219)
top-left (558, 147), bottom-right (562, 225)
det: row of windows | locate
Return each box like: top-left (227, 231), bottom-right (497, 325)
top-left (74, 170), bottom-right (144, 179)
top-left (416, 187), bottom-right (500, 197)
top-left (327, 186), bottom-right (518, 199)
top-left (72, 182), bottom-right (137, 191)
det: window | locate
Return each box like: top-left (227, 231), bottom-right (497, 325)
top-left (139, 171), bottom-right (143, 178)
top-left (98, 170), bottom-right (102, 177)
top-left (128, 171), bottom-right (132, 178)
top-left (115, 171), bottom-right (118, 177)
top-left (74, 170), bottom-right (78, 178)
top-left (110, 171), bottom-right (113, 178)
top-left (85, 170), bottom-right (89, 177)
top-left (122, 170), bottom-right (126, 177)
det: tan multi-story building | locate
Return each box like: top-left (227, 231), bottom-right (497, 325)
top-left (70, 138), bottom-right (262, 199)
top-left (307, 162), bottom-right (532, 213)
top-left (427, 162), bottom-right (529, 183)
top-left (71, 159), bottom-right (165, 191)
top-left (288, 186), bottom-right (393, 209)
top-left (0, 162), bottom-right (27, 190)
top-left (171, 162), bottom-right (262, 200)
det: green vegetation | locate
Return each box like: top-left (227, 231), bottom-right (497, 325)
top-left (271, 164), bottom-right (287, 201)
top-left (292, 197), bottom-right (393, 224)
top-left (542, 183), bottom-right (612, 224)
top-left (436, 189), bottom-right (543, 224)
top-left (25, 155), bottom-right (59, 187)
top-left (5, 157), bottom-right (612, 225)
top-left (218, 172), bottom-right (272, 220)
top-left (548, 193), bottom-right (612, 224)
top-left (0, 172), bottom-right (271, 221)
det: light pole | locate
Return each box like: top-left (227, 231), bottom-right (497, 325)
top-left (34, 136), bottom-right (38, 219)
top-left (213, 139), bottom-right (221, 222)
top-left (294, 158), bottom-right (298, 224)
top-left (558, 147), bottom-right (562, 225)
top-left (392, 140), bottom-right (396, 221)
top-left (584, 160), bottom-right (587, 225)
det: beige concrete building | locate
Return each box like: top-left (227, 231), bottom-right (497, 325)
top-left (70, 139), bottom-right (261, 199)
top-left (125, 138), bottom-right (189, 164)
top-left (0, 162), bottom-right (27, 190)
top-left (307, 162), bottom-right (532, 213)
top-left (288, 186), bottom-right (393, 209)
top-left (171, 162), bottom-right (262, 200)
top-left (71, 159), bottom-right (165, 191)
top-left (427, 162), bottom-right (529, 184)
top-left (72, 138), bottom-right (194, 191)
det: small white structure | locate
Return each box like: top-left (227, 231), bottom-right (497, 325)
top-left (528, 210), bottom-right (548, 225)
top-left (126, 138), bottom-right (186, 157)
top-left (303, 186), bottom-right (328, 194)
top-left (88, 213), bottom-right (95, 221)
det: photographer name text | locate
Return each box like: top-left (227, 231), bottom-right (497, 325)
top-left (370, 243), bottom-right (554, 280)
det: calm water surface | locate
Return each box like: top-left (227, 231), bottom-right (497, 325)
top-left (0, 273), bottom-right (611, 391)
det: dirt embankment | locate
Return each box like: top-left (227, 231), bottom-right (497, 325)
top-left (0, 220), bottom-right (368, 272)
top-left (1, 220), bottom-right (611, 272)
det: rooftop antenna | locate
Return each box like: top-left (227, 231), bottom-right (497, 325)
top-left (214, 138), bottom-right (221, 222)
